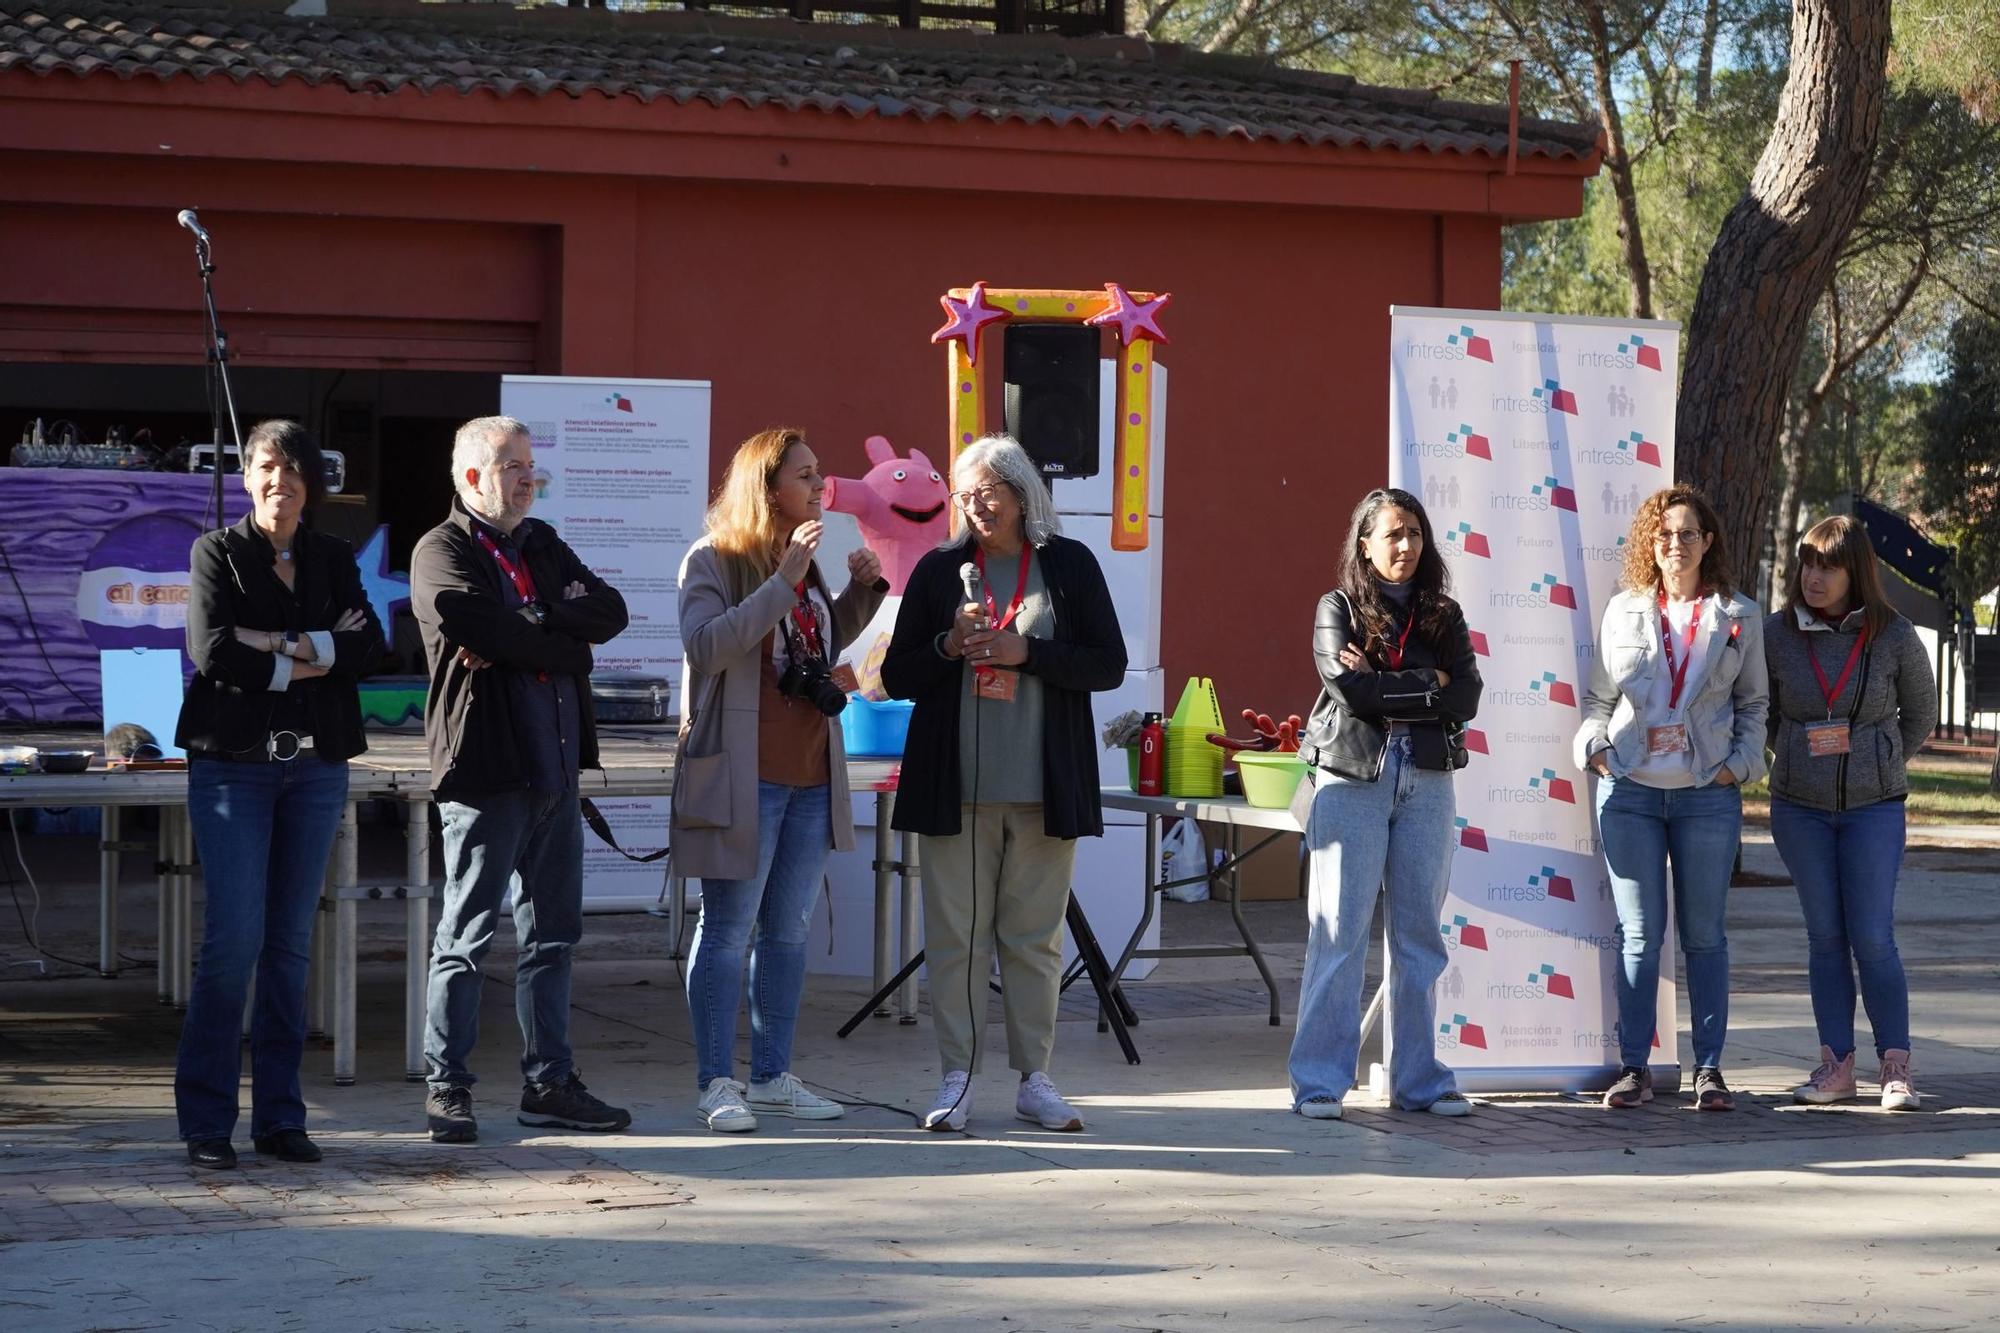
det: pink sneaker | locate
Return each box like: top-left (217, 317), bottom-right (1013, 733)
top-left (1878, 1050), bottom-right (1920, 1111)
top-left (1792, 1046), bottom-right (1857, 1105)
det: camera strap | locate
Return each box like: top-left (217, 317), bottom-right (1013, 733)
top-left (579, 797), bottom-right (670, 863)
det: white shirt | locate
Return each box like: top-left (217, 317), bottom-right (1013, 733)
top-left (1626, 594), bottom-right (1713, 789)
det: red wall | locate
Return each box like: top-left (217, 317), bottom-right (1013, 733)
top-left (0, 69), bottom-right (1570, 720)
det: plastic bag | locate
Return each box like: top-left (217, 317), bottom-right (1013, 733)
top-left (1158, 817), bottom-right (1210, 903)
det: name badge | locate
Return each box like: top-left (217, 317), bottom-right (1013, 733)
top-left (1646, 723), bottom-right (1689, 757)
top-left (1805, 721), bottom-right (1851, 756)
top-left (973, 667), bottom-right (1019, 703)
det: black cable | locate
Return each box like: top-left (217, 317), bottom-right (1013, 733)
top-left (0, 540), bottom-right (96, 715)
top-left (0, 809), bottom-right (100, 974)
top-left (0, 680), bottom-right (38, 725)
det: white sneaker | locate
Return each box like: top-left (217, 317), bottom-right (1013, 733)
top-left (1426, 1091), bottom-right (1473, 1117)
top-left (748, 1072), bottom-right (845, 1120)
top-left (1297, 1096), bottom-right (1344, 1120)
top-left (923, 1071), bottom-right (972, 1131)
top-left (1878, 1049), bottom-right (1921, 1111)
top-left (696, 1077), bottom-right (758, 1133)
top-left (1015, 1071), bottom-right (1084, 1132)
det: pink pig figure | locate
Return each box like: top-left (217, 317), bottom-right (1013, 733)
top-left (822, 435), bottom-right (951, 595)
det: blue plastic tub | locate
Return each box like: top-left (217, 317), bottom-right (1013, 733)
top-left (840, 695), bottom-right (915, 757)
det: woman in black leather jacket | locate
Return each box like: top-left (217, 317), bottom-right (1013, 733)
top-left (1289, 487), bottom-right (1480, 1120)
top-left (173, 420), bottom-right (382, 1170)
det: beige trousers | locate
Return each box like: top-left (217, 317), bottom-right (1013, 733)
top-left (920, 803), bottom-right (1077, 1074)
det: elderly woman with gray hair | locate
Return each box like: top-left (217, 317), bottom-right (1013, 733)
top-left (883, 436), bottom-right (1126, 1133)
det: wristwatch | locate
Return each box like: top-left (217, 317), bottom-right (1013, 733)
top-left (284, 632), bottom-right (301, 658)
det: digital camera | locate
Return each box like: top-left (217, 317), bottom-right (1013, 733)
top-left (778, 655), bottom-right (848, 717)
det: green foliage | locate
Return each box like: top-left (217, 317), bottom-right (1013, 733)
top-left (1894, 0), bottom-right (2000, 117)
top-left (1919, 303), bottom-right (2000, 598)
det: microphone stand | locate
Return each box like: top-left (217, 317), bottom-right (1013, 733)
top-left (187, 227), bottom-right (243, 532)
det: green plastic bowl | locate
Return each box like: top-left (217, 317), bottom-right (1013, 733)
top-left (1234, 750), bottom-right (1308, 809)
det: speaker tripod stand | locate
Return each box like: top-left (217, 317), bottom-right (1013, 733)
top-left (836, 893), bottom-right (1142, 1065)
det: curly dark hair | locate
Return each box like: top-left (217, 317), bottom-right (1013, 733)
top-left (1621, 485), bottom-right (1733, 597)
top-left (1337, 487), bottom-right (1456, 661)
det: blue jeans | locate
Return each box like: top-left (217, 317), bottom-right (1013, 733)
top-left (175, 756), bottom-right (349, 1142)
top-left (686, 781), bottom-right (832, 1088)
top-left (1769, 795), bottom-right (1911, 1058)
top-left (426, 787), bottom-right (584, 1090)
top-left (1595, 775), bottom-right (1741, 1069)
top-left (1289, 736), bottom-right (1460, 1110)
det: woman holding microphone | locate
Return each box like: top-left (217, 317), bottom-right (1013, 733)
top-left (675, 428), bottom-right (886, 1133)
top-left (1576, 486), bottom-right (1766, 1111)
top-left (1767, 515), bottom-right (1936, 1109)
top-left (883, 436), bottom-right (1126, 1133)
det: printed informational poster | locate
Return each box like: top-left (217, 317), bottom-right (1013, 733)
top-left (1387, 308), bottom-right (1682, 1092)
top-left (501, 376), bottom-right (710, 910)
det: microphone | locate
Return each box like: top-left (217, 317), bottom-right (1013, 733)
top-left (959, 561), bottom-right (983, 615)
top-left (177, 209), bottom-right (210, 246)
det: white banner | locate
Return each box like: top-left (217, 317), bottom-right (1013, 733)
top-left (501, 376), bottom-right (710, 910)
top-left (1387, 307), bottom-right (1681, 1091)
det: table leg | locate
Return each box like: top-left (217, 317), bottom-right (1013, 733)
top-left (173, 809), bottom-right (193, 1010)
top-left (331, 800), bottom-right (359, 1086)
top-left (306, 897), bottom-right (327, 1041)
top-left (871, 802), bottom-right (893, 1017)
top-left (156, 811), bottom-right (172, 1004)
top-left (1111, 813), bottom-right (1161, 983)
top-left (98, 805), bottom-right (119, 978)
top-left (1221, 832), bottom-right (1283, 1026)
top-left (404, 797), bottom-right (431, 1082)
top-left (895, 815), bottom-right (920, 1025)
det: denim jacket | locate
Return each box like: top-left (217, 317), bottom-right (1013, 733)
top-left (1573, 587), bottom-right (1769, 786)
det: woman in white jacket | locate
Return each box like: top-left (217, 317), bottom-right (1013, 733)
top-left (1574, 486), bottom-right (1767, 1112)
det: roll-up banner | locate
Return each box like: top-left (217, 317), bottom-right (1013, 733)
top-left (500, 376), bottom-right (710, 911)
top-left (1386, 308), bottom-right (1683, 1093)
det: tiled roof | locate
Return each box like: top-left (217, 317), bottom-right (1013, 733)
top-left (0, 2), bottom-right (1601, 161)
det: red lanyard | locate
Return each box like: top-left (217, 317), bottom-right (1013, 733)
top-left (475, 530), bottom-right (540, 604)
top-left (1384, 614), bottom-right (1416, 670)
top-left (789, 581), bottom-right (824, 657)
top-left (973, 544), bottom-right (1031, 634)
top-left (1810, 628), bottom-right (1867, 718)
top-left (1657, 590), bottom-right (1705, 710)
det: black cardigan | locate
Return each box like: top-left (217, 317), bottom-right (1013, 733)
top-left (410, 497), bottom-right (630, 796)
top-left (175, 516), bottom-right (385, 761)
top-left (882, 534), bottom-right (1127, 839)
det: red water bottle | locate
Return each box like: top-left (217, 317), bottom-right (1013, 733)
top-left (1137, 712), bottom-right (1165, 797)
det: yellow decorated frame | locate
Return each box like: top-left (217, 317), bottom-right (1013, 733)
top-left (942, 286), bottom-right (1159, 552)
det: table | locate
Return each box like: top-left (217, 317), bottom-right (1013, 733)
top-left (1, 730), bottom-right (908, 1085)
top-left (1099, 791), bottom-right (1300, 1026)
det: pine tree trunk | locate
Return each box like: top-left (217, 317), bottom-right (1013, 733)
top-left (1674, 0), bottom-right (1892, 569)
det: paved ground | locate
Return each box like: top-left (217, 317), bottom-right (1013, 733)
top-left (0, 819), bottom-right (1996, 1331)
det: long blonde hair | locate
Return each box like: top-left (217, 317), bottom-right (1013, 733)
top-left (705, 427), bottom-right (807, 575)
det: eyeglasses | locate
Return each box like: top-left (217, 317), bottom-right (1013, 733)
top-left (1655, 528), bottom-right (1705, 548)
top-left (953, 484), bottom-right (1015, 509)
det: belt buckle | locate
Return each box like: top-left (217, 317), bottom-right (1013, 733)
top-left (267, 731), bottom-right (311, 762)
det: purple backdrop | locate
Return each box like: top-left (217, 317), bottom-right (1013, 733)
top-left (0, 469), bottom-right (249, 725)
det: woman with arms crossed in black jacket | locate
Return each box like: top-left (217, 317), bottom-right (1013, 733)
top-left (174, 420), bottom-right (382, 1169)
top-left (1289, 488), bottom-right (1481, 1121)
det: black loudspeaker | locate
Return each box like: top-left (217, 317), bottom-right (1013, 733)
top-left (1003, 324), bottom-right (1100, 480)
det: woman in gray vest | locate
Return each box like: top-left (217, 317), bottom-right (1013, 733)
top-left (674, 428), bottom-right (885, 1133)
top-left (1766, 515), bottom-right (1936, 1110)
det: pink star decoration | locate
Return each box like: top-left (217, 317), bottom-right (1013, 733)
top-left (930, 282), bottom-right (1009, 364)
top-left (1085, 283), bottom-right (1171, 345)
